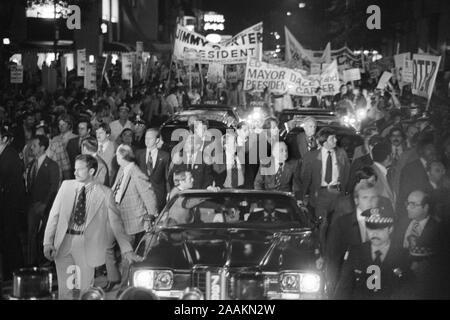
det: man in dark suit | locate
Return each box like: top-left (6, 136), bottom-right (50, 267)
top-left (398, 190), bottom-right (450, 299)
top-left (0, 126), bottom-right (26, 280)
top-left (346, 135), bottom-right (385, 194)
top-left (81, 137), bottom-right (110, 186)
top-left (67, 118), bottom-right (92, 175)
top-left (96, 123), bottom-right (118, 183)
top-left (397, 134), bottom-right (437, 222)
top-left (295, 116), bottom-right (318, 160)
top-left (26, 135), bottom-right (60, 265)
top-left (169, 133), bottom-right (214, 190)
top-left (11, 111), bottom-right (35, 153)
top-left (236, 121), bottom-right (259, 189)
top-left (136, 128), bottom-right (170, 213)
top-left (247, 198), bottom-right (291, 223)
top-left (254, 141), bottom-right (302, 195)
top-left (326, 181), bottom-right (380, 293)
top-left (213, 133), bottom-right (246, 189)
top-left (396, 190), bottom-right (445, 255)
top-left (334, 206), bottom-right (413, 299)
top-left (300, 127), bottom-right (350, 249)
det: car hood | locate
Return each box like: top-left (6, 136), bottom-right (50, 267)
top-left (136, 225), bottom-right (318, 271)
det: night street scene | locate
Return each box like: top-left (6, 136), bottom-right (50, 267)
top-left (1, 0), bottom-right (450, 303)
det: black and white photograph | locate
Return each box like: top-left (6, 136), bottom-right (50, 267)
top-left (0, 0), bottom-right (450, 307)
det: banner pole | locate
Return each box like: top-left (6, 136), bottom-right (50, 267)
top-left (198, 62), bottom-right (204, 97)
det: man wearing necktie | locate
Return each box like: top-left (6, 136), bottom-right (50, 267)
top-left (254, 141), bottom-right (302, 194)
top-left (43, 155), bottom-right (141, 300)
top-left (388, 127), bottom-right (405, 166)
top-left (300, 127), bottom-right (350, 251)
top-left (136, 128), bottom-right (170, 212)
top-left (334, 207), bottom-right (413, 299)
top-left (26, 135), bottom-right (60, 265)
top-left (213, 133), bottom-right (245, 189)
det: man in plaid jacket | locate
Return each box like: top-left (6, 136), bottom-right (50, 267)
top-left (103, 144), bottom-right (158, 292)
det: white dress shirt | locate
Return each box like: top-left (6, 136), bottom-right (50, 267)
top-left (114, 162), bottom-right (133, 204)
top-left (403, 216), bottom-right (430, 248)
top-left (224, 155), bottom-right (244, 188)
top-left (146, 148), bottom-right (158, 170)
top-left (356, 208), bottom-right (368, 243)
top-left (98, 140), bottom-right (111, 155)
top-left (321, 147), bottom-right (339, 187)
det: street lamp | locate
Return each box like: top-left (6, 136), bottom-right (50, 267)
top-left (299, 2), bottom-right (306, 9)
top-left (287, 11), bottom-right (292, 16)
top-left (3, 38), bottom-right (10, 45)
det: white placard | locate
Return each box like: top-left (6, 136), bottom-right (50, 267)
top-left (10, 65), bottom-right (23, 84)
top-left (77, 49), bottom-right (86, 77)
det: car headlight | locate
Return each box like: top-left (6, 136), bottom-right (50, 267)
top-left (133, 270), bottom-right (173, 290)
top-left (299, 273), bottom-right (321, 293)
top-left (356, 109), bottom-right (367, 121)
top-left (280, 273), bottom-right (321, 293)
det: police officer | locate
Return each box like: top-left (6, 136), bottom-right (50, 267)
top-left (334, 207), bottom-right (413, 299)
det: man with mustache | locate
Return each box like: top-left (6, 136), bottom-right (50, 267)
top-left (334, 206), bottom-right (413, 299)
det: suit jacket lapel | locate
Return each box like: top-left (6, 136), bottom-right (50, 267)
top-left (36, 157), bottom-right (49, 182)
top-left (85, 183), bottom-right (104, 227)
top-left (315, 150), bottom-right (322, 185)
top-left (336, 149), bottom-right (346, 182)
top-left (119, 166), bottom-right (133, 204)
top-left (350, 213), bottom-right (363, 244)
top-left (62, 181), bottom-right (79, 224)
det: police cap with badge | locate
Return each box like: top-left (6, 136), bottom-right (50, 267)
top-left (362, 206), bottom-right (395, 229)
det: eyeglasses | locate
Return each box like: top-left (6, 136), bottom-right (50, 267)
top-left (405, 201), bottom-right (424, 209)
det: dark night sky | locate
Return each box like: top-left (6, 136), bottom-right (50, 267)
top-left (198, 0), bottom-right (329, 49)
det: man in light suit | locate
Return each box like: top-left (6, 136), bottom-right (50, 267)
top-left (300, 127), bottom-right (350, 249)
top-left (104, 144), bottom-right (158, 291)
top-left (96, 123), bottom-right (118, 183)
top-left (81, 136), bottom-right (110, 186)
top-left (371, 142), bottom-right (396, 208)
top-left (43, 155), bottom-right (141, 300)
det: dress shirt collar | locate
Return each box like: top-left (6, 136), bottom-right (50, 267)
top-left (371, 241), bottom-right (391, 262)
top-left (429, 180), bottom-right (438, 190)
top-left (412, 216), bottom-right (430, 235)
top-left (356, 207), bottom-right (365, 221)
top-left (147, 147), bottom-right (158, 160)
top-left (37, 154), bottom-right (47, 169)
top-left (321, 146), bottom-right (335, 156)
top-left (420, 157), bottom-right (427, 170)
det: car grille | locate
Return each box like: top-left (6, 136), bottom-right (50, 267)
top-left (192, 268), bottom-right (267, 300)
top-left (192, 268), bottom-right (231, 299)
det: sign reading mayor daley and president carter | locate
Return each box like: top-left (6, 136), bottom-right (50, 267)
top-left (174, 22), bottom-right (263, 65)
top-left (244, 58), bottom-right (340, 97)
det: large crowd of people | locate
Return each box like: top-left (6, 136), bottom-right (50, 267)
top-left (1, 57), bottom-right (450, 300)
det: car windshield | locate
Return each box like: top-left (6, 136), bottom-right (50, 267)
top-left (177, 110), bottom-right (232, 122)
top-left (157, 193), bottom-right (307, 227)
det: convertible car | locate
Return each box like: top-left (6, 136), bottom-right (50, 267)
top-left (123, 190), bottom-right (325, 300)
